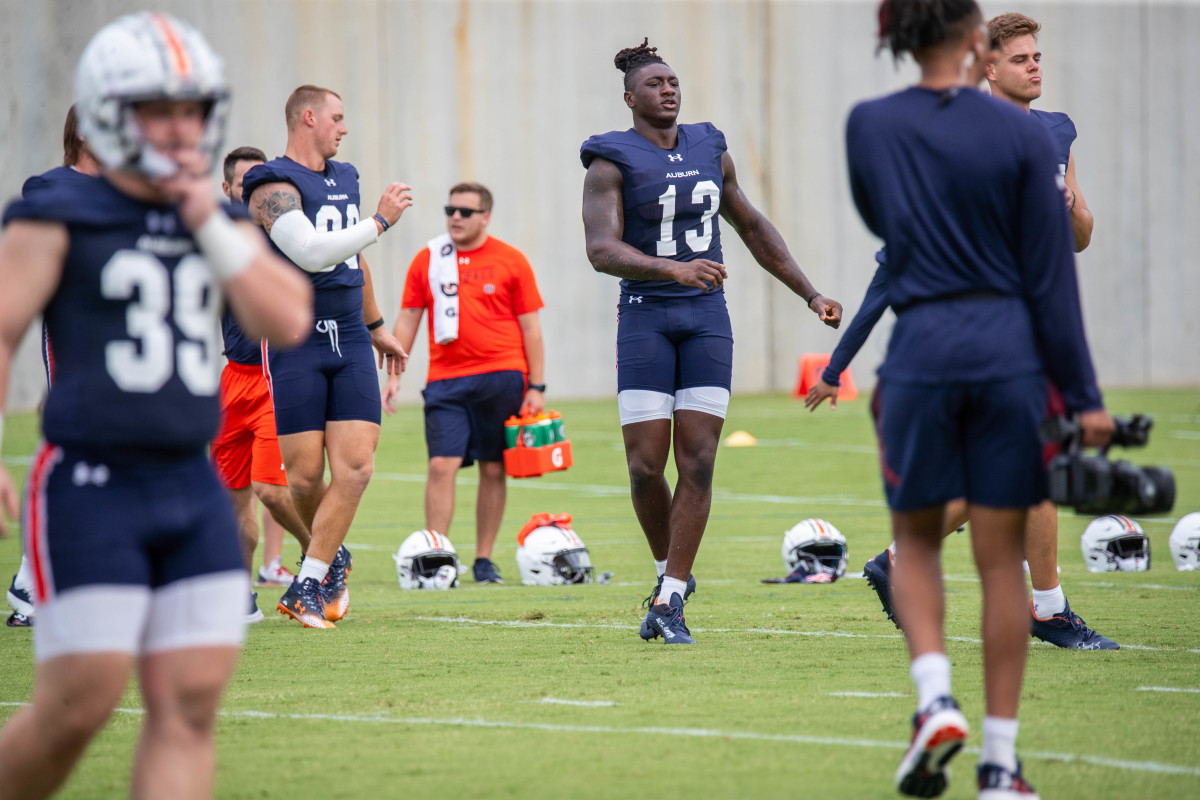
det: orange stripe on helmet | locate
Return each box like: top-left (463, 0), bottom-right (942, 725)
top-left (150, 14), bottom-right (192, 79)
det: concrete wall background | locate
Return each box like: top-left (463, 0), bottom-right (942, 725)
top-left (2, 0), bottom-right (1197, 411)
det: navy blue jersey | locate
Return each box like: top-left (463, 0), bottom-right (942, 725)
top-left (846, 86), bottom-right (1101, 412)
top-left (1031, 109), bottom-right (1076, 175)
top-left (2, 177), bottom-right (247, 451)
top-left (22, 166), bottom-right (96, 198)
top-left (242, 156), bottom-right (364, 320)
top-left (581, 123), bottom-right (726, 298)
top-left (221, 309), bottom-right (261, 365)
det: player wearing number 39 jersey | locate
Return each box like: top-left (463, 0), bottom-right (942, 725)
top-left (580, 39), bottom-right (843, 645)
top-left (0, 13), bottom-right (311, 797)
top-left (244, 84), bottom-right (412, 628)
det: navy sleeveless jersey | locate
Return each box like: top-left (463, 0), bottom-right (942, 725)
top-left (580, 123), bottom-right (727, 298)
top-left (242, 156), bottom-right (364, 320)
top-left (1030, 110), bottom-right (1076, 175)
top-left (2, 177), bottom-right (247, 451)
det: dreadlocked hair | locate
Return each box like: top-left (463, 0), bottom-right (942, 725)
top-left (614, 38), bottom-right (667, 88)
top-left (877, 0), bottom-right (981, 60)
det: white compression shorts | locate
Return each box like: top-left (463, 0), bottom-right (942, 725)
top-left (617, 387), bottom-right (730, 426)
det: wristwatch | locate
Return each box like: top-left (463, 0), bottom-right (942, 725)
top-left (528, 383), bottom-right (546, 392)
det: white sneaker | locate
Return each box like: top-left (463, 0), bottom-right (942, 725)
top-left (247, 592), bottom-right (265, 624)
top-left (256, 561), bottom-right (296, 587)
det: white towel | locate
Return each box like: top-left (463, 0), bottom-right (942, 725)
top-left (428, 233), bottom-right (459, 345)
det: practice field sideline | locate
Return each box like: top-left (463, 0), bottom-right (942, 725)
top-left (2, 389), bottom-right (1197, 799)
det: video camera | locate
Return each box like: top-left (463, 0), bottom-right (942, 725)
top-left (1042, 414), bottom-right (1175, 515)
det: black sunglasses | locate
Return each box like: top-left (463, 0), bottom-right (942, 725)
top-left (444, 205), bottom-right (484, 218)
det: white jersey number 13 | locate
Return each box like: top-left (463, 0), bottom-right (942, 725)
top-left (656, 180), bottom-right (720, 257)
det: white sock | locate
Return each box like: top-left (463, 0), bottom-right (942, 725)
top-left (14, 554), bottom-right (34, 592)
top-left (654, 558), bottom-right (668, 578)
top-left (1031, 585), bottom-right (1066, 619)
top-left (658, 576), bottom-right (687, 605)
top-left (980, 716), bottom-right (1019, 772)
top-left (910, 652), bottom-right (952, 711)
top-left (297, 557), bottom-right (330, 585)
top-left (887, 541), bottom-right (896, 557)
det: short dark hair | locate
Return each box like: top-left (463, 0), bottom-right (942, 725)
top-left (614, 38), bottom-right (668, 90)
top-left (285, 85), bottom-right (341, 130)
top-left (223, 146), bottom-right (267, 185)
top-left (877, 0), bottom-right (981, 60)
top-left (448, 182), bottom-right (493, 211)
top-left (988, 13), bottom-right (1040, 50)
top-left (62, 105), bottom-right (84, 167)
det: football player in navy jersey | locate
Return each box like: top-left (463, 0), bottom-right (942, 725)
top-left (581, 39), bottom-right (842, 645)
top-left (849, 2), bottom-right (1113, 795)
top-left (5, 106), bottom-right (101, 630)
top-left (809, 12), bottom-right (1117, 654)
top-left (244, 85), bottom-right (411, 628)
top-left (214, 146), bottom-right (312, 623)
top-left (0, 13), bottom-right (311, 798)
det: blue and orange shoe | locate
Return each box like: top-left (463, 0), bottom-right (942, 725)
top-left (977, 761), bottom-right (1039, 799)
top-left (1030, 599), bottom-right (1118, 650)
top-left (864, 550), bottom-right (900, 629)
top-left (643, 573), bottom-right (696, 609)
top-left (278, 577), bottom-right (334, 629)
top-left (639, 591), bottom-right (695, 645)
top-left (321, 546), bottom-right (353, 622)
top-left (895, 695), bottom-right (969, 797)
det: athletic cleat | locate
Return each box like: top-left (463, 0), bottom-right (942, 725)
top-left (321, 546), bottom-right (353, 621)
top-left (6, 576), bottom-right (34, 619)
top-left (277, 577), bottom-right (334, 629)
top-left (864, 550), bottom-right (900, 629)
top-left (473, 557), bottom-right (504, 584)
top-left (977, 761), bottom-right (1039, 799)
top-left (639, 591), bottom-right (695, 645)
top-left (247, 592), bottom-right (264, 624)
top-left (5, 612), bottom-right (33, 628)
top-left (895, 695), bottom-right (969, 798)
top-left (1030, 599), bottom-right (1118, 650)
top-left (256, 561), bottom-right (296, 587)
top-left (643, 573), bottom-right (696, 609)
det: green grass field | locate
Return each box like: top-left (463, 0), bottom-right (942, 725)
top-left (2, 388), bottom-right (1198, 799)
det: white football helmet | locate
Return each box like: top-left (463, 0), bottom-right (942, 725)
top-left (75, 12), bottom-right (230, 177)
top-left (1169, 512), bottom-right (1200, 571)
top-left (1081, 515), bottom-right (1151, 572)
top-left (393, 530), bottom-right (459, 590)
top-left (516, 522), bottom-right (594, 586)
top-left (782, 519), bottom-right (848, 579)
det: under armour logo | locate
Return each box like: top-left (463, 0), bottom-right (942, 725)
top-left (667, 154), bottom-right (683, 163)
top-left (72, 461), bottom-right (110, 487)
top-left (483, 283), bottom-right (495, 294)
top-left (145, 211), bottom-right (177, 235)
top-left (325, 178), bottom-right (337, 187)
top-left (629, 296), bottom-right (643, 304)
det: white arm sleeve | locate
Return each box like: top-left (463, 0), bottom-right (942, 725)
top-left (269, 209), bottom-right (379, 273)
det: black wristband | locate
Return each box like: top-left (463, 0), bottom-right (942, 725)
top-left (805, 292), bottom-right (820, 307)
top-left (372, 213), bottom-right (390, 232)
top-left (366, 317), bottom-right (385, 331)
top-left (528, 383), bottom-right (546, 393)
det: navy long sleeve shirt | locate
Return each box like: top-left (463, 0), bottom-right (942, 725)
top-left (844, 86), bottom-right (1102, 412)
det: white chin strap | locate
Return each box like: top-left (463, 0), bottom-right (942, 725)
top-left (418, 565), bottom-right (458, 590)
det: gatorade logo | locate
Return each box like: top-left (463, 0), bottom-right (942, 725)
top-left (551, 447), bottom-right (564, 468)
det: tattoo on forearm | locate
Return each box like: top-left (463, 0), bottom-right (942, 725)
top-left (252, 188), bottom-right (302, 234)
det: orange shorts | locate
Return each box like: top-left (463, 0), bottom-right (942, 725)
top-left (211, 361), bottom-right (287, 489)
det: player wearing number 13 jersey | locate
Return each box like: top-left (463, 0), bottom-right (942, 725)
top-left (580, 39), bottom-right (844, 644)
top-left (244, 85), bottom-right (412, 628)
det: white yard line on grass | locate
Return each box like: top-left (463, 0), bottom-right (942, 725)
top-left (1137, 687), bottom-right (1200, 694)
top-left (1, 702), bottom-right (1195, 778)
top-left (828, 692), bottom-right (907, 698)
top-left (540, 698), bottom-right (619, 707)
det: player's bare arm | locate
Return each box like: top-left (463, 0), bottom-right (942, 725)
top-left (383, 307), bottom-right (424, 414)
top-left (718, 152), bottom-right (842, 328)
top-left (360, 253), bottom-right (407, 376)
top-left (517, 311), bottom-right (546, 416)
top-left (248, 181), bottom-right (303, 234)
top-left (0, 221), bottom-right (68, 535)
top-left (583, 156), bottom-right (725, 290)
top-left (222, 219), bottom-right (313, 344)
top-left (1064, 152), bottom-right (1093, 252)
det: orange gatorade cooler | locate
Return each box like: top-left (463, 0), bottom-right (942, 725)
top-left (503, 411), bottom-right (574, 478)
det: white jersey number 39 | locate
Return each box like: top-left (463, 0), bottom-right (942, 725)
top-left (101, 250), bottom-right (220, 396)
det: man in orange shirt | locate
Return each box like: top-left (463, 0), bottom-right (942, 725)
top-left (385, 182), bottom-right (545, 583)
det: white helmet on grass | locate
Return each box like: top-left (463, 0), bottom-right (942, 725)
top-left (394, 530), bottom-right (459, 590)
top-left (782, 519), bottom-right (847, 581)
top-left (1081, 515), bottom-right (1150, 572)
top-left (516, 513), bottom-right (594, 586)
top-left (1169, 512), bottom-right (1200, 571)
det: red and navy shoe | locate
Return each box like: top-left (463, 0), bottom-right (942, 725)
top-left (895, 695), bottom-right (969, 797)
top-left (1030, 599), bottom-right (1118, 650)
top-left (864, 550), bottom-right (900, 629)
top-left (639, 591), bottom-right (695, 645)
top-left (977, 761), bottom-right (1039, 799)
top-left (278, 577), bottom-right (333, 629)
top-left (321, 546), bottom-right (353, 621)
